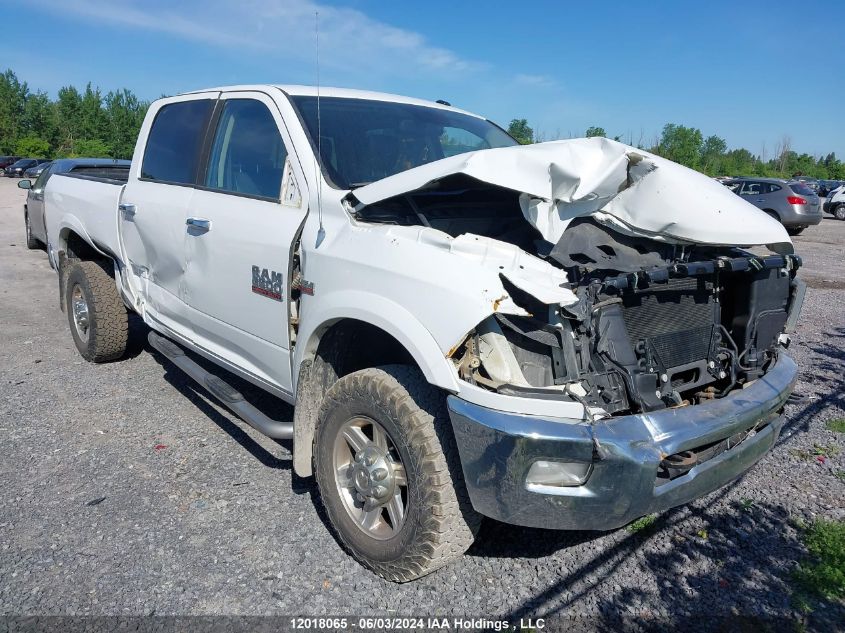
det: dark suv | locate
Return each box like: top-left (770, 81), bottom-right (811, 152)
top-left (3, 158), bottom-right (49, 178)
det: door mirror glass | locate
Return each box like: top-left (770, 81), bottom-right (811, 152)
top-left (17, 179), bottom-right (31, 190)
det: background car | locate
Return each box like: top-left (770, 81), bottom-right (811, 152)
top-left (818, 179), bottom-right (844, 197)
top-left (0, 155), bottom-right (22, 174)
top-left (724, 177), bottom-right (822, 234)
top-left (794, 176), bottom-right (820, 193)
top-left (825, 185), bottom-right (845, 221)
top-left (4, 158), bottom-right (49, 177)
top-left (18, 158), bottom-right (131, 250)
top-left (23, 161), bottom-right (51, 179)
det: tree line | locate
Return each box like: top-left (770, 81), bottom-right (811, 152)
top-left (2, 67), bottom-right (842, 180)
top-left (0, 69), bottom-right (149, 160)
top-left (507, 119), bottom-right (845, 180)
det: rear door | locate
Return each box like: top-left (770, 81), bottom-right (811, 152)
top-left (737, 180), bottom-right (766, 209)
top-left (758, 181), bottom-right (783, 211)
top-left (182, 91), bottom-right (308, 392)
top-left (119, 93), bottom-right (217, 337)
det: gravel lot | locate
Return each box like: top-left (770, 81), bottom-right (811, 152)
top-left (0, 176), bottom-right (843, 628)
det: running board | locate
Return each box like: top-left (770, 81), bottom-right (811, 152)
top-left (148, 331), bottom-right (293, 439)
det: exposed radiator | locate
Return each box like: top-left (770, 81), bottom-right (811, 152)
top-left (621, 277), bottom-right (717, 369)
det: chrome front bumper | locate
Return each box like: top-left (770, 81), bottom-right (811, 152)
top-left (447, 353), bottom-right (798, 530)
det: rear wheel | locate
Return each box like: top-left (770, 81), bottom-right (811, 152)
top-left (314, 366), bottom-right (480, 582)
top-left (64, 260), bottom-right (129, 362)
top-left (835, 205), bottom-right (845, 221)
top-left (24, 213), bottom-right (38, 249)
top-left (787, 227), bottom-right (805, 236)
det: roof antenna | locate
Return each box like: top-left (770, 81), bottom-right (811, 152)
top-left (314, 10), bottom-right (325, 247)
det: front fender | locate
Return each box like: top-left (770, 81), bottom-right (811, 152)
top-left (293, 289), bottom-right (460, 393)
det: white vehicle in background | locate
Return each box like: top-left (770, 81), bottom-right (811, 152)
top-left (824, 184), bottom-right (845, 220)
top-left (44, 85), bottom-right (803, 581)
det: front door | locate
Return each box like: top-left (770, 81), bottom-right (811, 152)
top-left (183, 91), bottom-right (308, 392)
top-left (119, 93), bottom-right (217, 338)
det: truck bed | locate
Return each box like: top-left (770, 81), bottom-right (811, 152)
top-left (45, 173), bottom-right (125, 260)
top-left (63, 165), bottom-right (130, 184)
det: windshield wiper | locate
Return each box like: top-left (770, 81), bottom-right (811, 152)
top-left (405, 195), bottom-right (431, 228)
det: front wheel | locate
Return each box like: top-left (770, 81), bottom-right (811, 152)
top-left (787, 227), bottom-right (805, 236)
top-left (314, 366), bottom-right (480, 582)
top-left (24, 213), bottom-right (38, 249)
top-left (64, 260), bottom-right (129, 362)
top-left (835, 205), bottom-right (845, 221)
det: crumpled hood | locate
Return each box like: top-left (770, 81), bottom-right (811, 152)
top-left (351, 137), bottom-right (791, 248)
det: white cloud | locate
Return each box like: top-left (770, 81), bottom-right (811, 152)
top-left (514, 73), bottom-right (557, 88)
top-left (32, 0), bottom-right (484, 79)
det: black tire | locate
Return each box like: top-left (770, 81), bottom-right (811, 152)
top-left (65, 260), bottom-right (128, 362)
top-left (24, 212), bottom-right (39, 250)
top-left (787, 227), bottom-right (805, 236)
top-left (835, 205), bottom-right (845, 221)
top-left (314, 365), bottom-right (480, 582)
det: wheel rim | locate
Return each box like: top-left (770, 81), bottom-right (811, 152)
top-left (333, 415), bottom-right (408, 540)
top-left (25, 215), bottom-right (31, 241)
top-left (71, 284), bottom-right (90, 343)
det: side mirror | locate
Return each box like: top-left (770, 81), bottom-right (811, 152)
top-left (17, 179), bottom-right (31, 190)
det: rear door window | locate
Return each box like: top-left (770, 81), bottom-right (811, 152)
top-left (203, 99), bottom-right (286, 200)
top-left (141, 99), bottom-right (214, 185)
top-left (762, 183), bottom-right (782, 194)
top-left (739, 181), bottom-right (763, 196)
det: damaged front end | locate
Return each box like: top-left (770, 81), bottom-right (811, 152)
top-left (450, 218), bottom-right (804, 418)
top-left (347, 137), bottom-right (803, 419)
top-left (345, 136), bottom-right (802, 529)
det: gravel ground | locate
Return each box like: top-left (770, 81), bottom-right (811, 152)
top-left (0, 177), bottom-right (843, 629)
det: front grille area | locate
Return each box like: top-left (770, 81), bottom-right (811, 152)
top-left (621, 277), bottom-right (717, 369)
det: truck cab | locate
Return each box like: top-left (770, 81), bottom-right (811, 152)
top-left (44, 85), bottom-right (803, 582)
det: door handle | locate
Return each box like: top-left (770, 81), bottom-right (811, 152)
top-left (186, 217), bottom-right (211, 231)
top-left (755, 199), bottom-right (765, 202)
top-left (119, 202), bottom-right (137, 218)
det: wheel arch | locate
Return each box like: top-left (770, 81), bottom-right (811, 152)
top-left (56, 226), bottom-right (119, 312)
top-left (291, 297), bottom-right (461, 477)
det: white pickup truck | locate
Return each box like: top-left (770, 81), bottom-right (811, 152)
top-left (44, 85), bottom-right (804, 582)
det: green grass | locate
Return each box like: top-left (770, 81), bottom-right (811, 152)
top-left (835, 470), bottom-right (845, 482)
top-left (825, 418), bottom-right (845, 433)
top-left (627, 514), bottom-right (656, 533)
top-left (792, 519), bottom-right (845, 611)
top-left (812, 443), bottom-right (841, 458)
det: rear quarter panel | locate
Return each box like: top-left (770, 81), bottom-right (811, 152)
top-left (45, 174), bottom-right (125, 261)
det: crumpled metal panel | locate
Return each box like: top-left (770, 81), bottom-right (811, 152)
top-left (352, 137), bottom-right (791, 248)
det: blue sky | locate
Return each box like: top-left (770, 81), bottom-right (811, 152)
top-left (2, 0), bottom-right (843, 157)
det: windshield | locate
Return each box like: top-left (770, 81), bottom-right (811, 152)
top-left (290, 96), bottom-right (518, 189)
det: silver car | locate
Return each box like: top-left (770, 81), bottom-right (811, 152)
top-left (20, 158), bottom-right (131, 250)
top-left (724, 178), bottom-right (822, 235)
